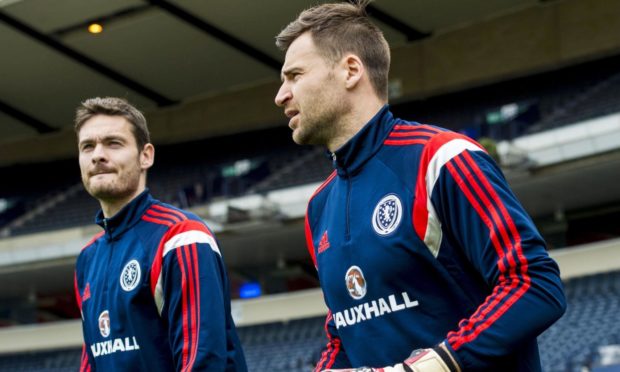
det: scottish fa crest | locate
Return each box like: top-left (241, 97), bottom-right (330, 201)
top-left (372, 194), bottom-right (402, 236)
top-left (120, 259), bottom-right (141, 292)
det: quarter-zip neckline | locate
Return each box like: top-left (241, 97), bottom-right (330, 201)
top-left (95, 189), bottom-right (152, 240)
top-left (332, 152), bottom-right (352, 241)
top-left (330, 105), bottom-right (394, 177)
top-left (329, 105), bottom-right (395, 242)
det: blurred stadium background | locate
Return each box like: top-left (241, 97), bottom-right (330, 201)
top-left (1, 0), bottom-right (620, 371)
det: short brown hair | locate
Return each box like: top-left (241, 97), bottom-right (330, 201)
top-left (276, 0), bottom-right (390, 100)
top-left (74, 97), bottom-right (150, 150)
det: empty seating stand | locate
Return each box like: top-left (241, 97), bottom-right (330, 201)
top-left (4, 54), bottom-right (620, 237)
top-left (0, 317), bottom-right (326, 372)
top-left (2, 271), bottom-right (620, 371)
top-left (237, 316), bottom-right (326, 371)
top-left (0, 348), bottom-right (81, 372)
top-left (539, 271), bottom-right (620, 372)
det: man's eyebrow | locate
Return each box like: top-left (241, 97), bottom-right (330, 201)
top-left (281, 67), bottom-right (302, 81)
top-left (78, 134), bottom-right (125, 146)
top-left (103, 135), bottom-right (125, 142)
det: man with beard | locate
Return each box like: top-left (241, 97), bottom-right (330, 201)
top-left (274, 1), bottom-right (566, 371)
top-left (73, 97), bottom-right (246, 371)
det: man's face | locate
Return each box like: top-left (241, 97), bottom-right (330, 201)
top-left (78, 115), bottom-right (151, 204)
top-left (275, 32), bottom-right (349, 147)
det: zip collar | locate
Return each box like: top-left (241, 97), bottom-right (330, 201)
top-left (331, 105), bottom-right (395, 176)
top-left (95, 189), bottom-right (153, 240)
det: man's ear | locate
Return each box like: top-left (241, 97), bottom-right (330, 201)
top-left (342, 54), bottom-right (364, 90)
top-left (140, 143), bottom-right (155, 170)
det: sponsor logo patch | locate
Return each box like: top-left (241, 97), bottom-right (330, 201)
top-left (372, 194), bottom-right (403, 236)
top-left (345, 266), bottom-right (367, 300)
top-left (91, 337), bottom-right (140, 357)
top-left (120, 259), bottom-right (141, 292)
top-left (98, 310), bottom-right (111, 338)
top-left (333, 292), bottom-right (419, 329)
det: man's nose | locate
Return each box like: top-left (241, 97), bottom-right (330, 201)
top-left (91, 144), bottom-right (107, 163)
top-left (275, 84), bottom-right (292, 107)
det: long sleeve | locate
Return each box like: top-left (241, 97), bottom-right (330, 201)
top-left (315, 311), bottom-right (351, 371)
top-left (154, 219), bottom-right (231, 371)
top-left (305, 208), bottom-right (351, 371)
top-left (79, 344), bottom-right (93, 372)
top-left (74, 271), bottom-right (94, 372)
top-left (419, 132), bottom-right (567, 369)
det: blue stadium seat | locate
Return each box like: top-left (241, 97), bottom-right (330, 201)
top-left (2, 269), bottom-right (620, 372)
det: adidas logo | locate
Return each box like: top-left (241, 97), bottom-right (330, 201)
top-left (318, 231), bottom-right (330, 253)
top-left (83, 283), bottom-right (91, 302)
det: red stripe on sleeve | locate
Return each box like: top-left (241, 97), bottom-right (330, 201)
top-left (305, 214), bottom-right (317, 269)
top-left (325, 338), bottom-right (341, 369)
top-left (452, 155), bottom-right (513, 267)
top-left (150, 220), bottom-right (212, 297)
top-left (413, 133), bottom-right (456, 241)
top-left (74, 271), bottom-right (82, 311)
top-left (183, 244), bottom-right (200, 371)
top-left (445, 153), bottom-right (530, 350)
top-left (312, 171), bottom-right (337, 197)
top-left (146, 208), bottom-right (182, 223)
top-left (450, 153), bottom-right (530, 345)
top-left (384, 125), bottom-right (439, 146)
top-left (315, 312), bottom-right (341, 371)
top-left (191, 243), bottom-right (202, 370)
top-left (384, 139), bottom-right (429, 146)
top-left (412, 132), bottom-right (483, 243)
top-left (387, 130), bottom-right (434, 138)
top-left (315, 313), bottom-right (332, 371)
top-left (142, 214), bottom-right (174, 226)
top-left (150, 238), bottom-right (166, 297)
top-left (165, 219), bottom-right (212, 236)
top-left (80, 344), bottom-right (91, 372)
top-left (151, 204), bottom-right (188, 221)
top-left (392, 124), bottom-right (441, 133)
top-left (306, 171), bottom-right (337, 269)
top-left (81, 231), bottom-right (104, 252)
top-left (444, 160), bottom-right (515, 346)
top-left (176, 248), bottom-right (190, 369)
top-left (462, 150), bottom-right (530, 276)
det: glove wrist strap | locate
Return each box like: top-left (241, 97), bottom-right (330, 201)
top-left (433, 343), bottom-right (461, 372)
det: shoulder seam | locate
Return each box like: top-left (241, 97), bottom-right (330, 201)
top-left (142, 203), bottom-right (189, 226)
top-left (81, 231), bottom-right (104, 251)
top-left (309, 170), bottom-right (337, 202)
top-left (384, 123), bottom-right (442, 147)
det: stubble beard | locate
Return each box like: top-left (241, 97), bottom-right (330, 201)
top-left (293, 89), bottom-right (350, 147)
top-left (83, 166), bottom-right (142, 204)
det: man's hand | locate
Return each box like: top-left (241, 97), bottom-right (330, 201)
top-left (398, 348), bottom-right (453, 372)
top-left (324, 347), bottom-right (458, 372)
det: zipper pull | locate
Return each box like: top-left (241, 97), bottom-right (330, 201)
top-left (331, 153), bottom-right (337, 162)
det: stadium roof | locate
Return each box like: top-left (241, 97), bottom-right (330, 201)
top-left (1, 0), bottom-right (538, 147)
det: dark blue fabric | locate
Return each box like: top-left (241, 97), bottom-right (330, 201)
top-left (76, 191), bottom-right (247, 371)
top-left (307, 107), bottom-right (566, 371)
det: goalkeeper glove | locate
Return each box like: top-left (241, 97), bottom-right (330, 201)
top-left (324, 344), bottom-right (461, 372)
